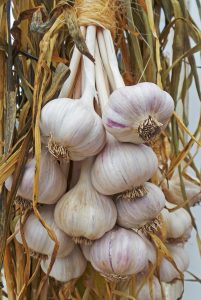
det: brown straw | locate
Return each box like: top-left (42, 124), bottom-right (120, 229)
top-left (75, 0), bottom-right (117, 36)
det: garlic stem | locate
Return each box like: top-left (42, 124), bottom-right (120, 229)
top-left (82, 26), bottom-right (96, 107)
top-left (95, 41), bottom-right (109, 111)
top-left (102, 29), bottom-right (125, 89)
top-left (97, 29), bottom-right (116, 91)
top-left (59, 26), bottom-right (86, 98)
top-left (73, 63), bottom-right (82, 99)
top-left (79, 157), bottom-right (94, 182)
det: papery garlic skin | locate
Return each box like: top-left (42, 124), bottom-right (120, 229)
top-left (15, 206), bottom-right (75, 257)
top-left (162, 176), bottom-right (201, 206)
top-left (40, 99), bottom-right (106, 161)
top-left (54, 158), bottom-right (117, 243)
top-left (5, 148), bottom-right (67, 204)
top-left (161, 204), bottom-right (192, 241)
top-left (103, 82), bottom-right (174, 144)
top-left (90, 227), bottom-right (148, 279)
top-left (136, 275), bottom-right (162, 300)
top-left (80, 244), bottom-right (91, 261)
top-left (116, 183), bottom-right (165, 228)
top-left (41, 246), bottom-right (87, 282)
top-left (159, 244), bottom-right (189, 283)
top-left (91, 136), bottom-right (158, 195)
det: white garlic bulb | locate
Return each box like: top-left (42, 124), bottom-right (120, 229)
top-left (90, 227), bottom-right (148, 280)
top-left (140, 234), bottom-right (156, 266)
top-left (15, 206), bottom-right (75, 257)
top-left (162, 175), bottom-right (201, 206)
top-left (91, 135), bottom-right (158, 195)
top-left (54, 158), bottom-right (117, 244)
top-left (40, 26), bottom-right (106, 161)
top-left (5, 148), bottom-right (67, 204)
top-left (161, 203), bottom-right (192, 242)
top-left (116, 182), bottom-right (165, 229)
top-left (41, 246), bottom-right (87, 282)
top-left (103, 82), bottom-right (174, 144)
top-left (159, 244), bottom-right (189, 283)
top-left (136, 275), bottom-right (162, 300)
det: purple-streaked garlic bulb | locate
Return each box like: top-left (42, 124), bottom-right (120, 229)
top-left (91, 134), bottom-right (158, 196)
top-left (159, 244), bottom-right (189, 283)
top-left (90, 227), bottom-right (148, 281)
top-left (103, 83), bottom-right (174, 144)
top-left (116, 182), bottom-right (165, 231)
top-left (15, 206), bottom-right (75, 257)
top-left (54, 158), bottom-right (117, 244)
top-left (5, 148), bottom-right (67, 204)
top-left (41, 246), bottom-right (86, 282)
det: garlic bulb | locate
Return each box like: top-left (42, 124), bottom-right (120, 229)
top-left (116, 182), bottom-right (165, 229)
top-left (15, 206), bottom-right (75, 257)
top-left (40, 26), bottom-right (106, 161)
top-left (54, 158), bottom-right (117, 244)
top-left (140, 234), bottom-right (156, 266)
top-left (90, 227), bottom-right (148, 280)
top-left (159, 244), bottom-right (189, 283)
top-left (41, 246), bottom-right (87, 282)
top-left (162, 175), bottom-right (201, 206)
top-left (136, 275), bottom-right (162, 300)
top-left (5, 148), bottom-right (67, 204)
top-left (103, 82), bottom-right (174, 144)
top-left (91, 134), bottom-right (158, 195)
top-left (161, 204), bottom-right (192, 242)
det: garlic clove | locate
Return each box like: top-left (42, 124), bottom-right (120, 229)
top-left (116, 182), bottom-right (165, 229)
top-left (159, 243), bottom-right (189, 283)
top-left (54, 158), bottom-right (117, 244)
top-left (5, 148), bottom-right (67, 205)
top-left (90, 227), bottom-right (148, 281)
top-left (103, 82), bottom-right (174, 144)
top-left (41, 246), bottom-right (87, 282)
top-left (161, 204), bottom-right (192, 242)
top-left (91, 135), bottom-right (158, 195)
top-left (162, 175), bottom-right (201, 206)
top-left (136, 275), bottom-right (162, 300)
top-left (15, 206), bottom-right (75, 257)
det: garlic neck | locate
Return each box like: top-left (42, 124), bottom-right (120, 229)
top-left (102, 29), bottom-right (125, 89)
top-left (81, 26), bottom-right (96, 108)
top-left (79, 157), bottom-right (94, 182)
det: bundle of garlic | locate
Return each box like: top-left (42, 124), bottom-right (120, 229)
top-left (41, 246), bottom-right (87, 282)
top-left (161, 202), bottom-right (192, 243)
top-left (162, 174), bottom-right (201, 206)
top-left (15, 206), bottom-right (75, 257)
top-left (5, 147), bottom-right (67, 204)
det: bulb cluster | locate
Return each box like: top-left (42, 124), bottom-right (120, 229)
top-left (6, 24), bottom-right (192, 298)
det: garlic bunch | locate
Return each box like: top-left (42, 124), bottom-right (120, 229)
top-left (99, 29), bottom-right (174, 144)
top-left (161, 203), bottom-right (192, 242)
top-left (162, 175), bottom-right (201, 206)
top-left (116, 182), bottom-right (165, 229)
top-left (41, 246), bottom-right (86, 282)
top-left (15, 206), bottom-right (75, 257)
top-left (159, 244), bottom-right (189, 283)
top-left (90, 227), bottom-right (148, 280)
top-left (91, 134), bottom-right (158, 195)
top-left (136, 275), bottom-right (162, 300)
top-left (5, 148), bottom-right (67, 204)
top-left (40, 26), bottom-right (106, 161)
top-left (54, 158), bottom-right (117, 244)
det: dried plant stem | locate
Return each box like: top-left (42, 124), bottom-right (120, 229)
top-left (14, 240), bottom-right (25, 296)
top-left (4, 245), bottom-right (16, 300)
